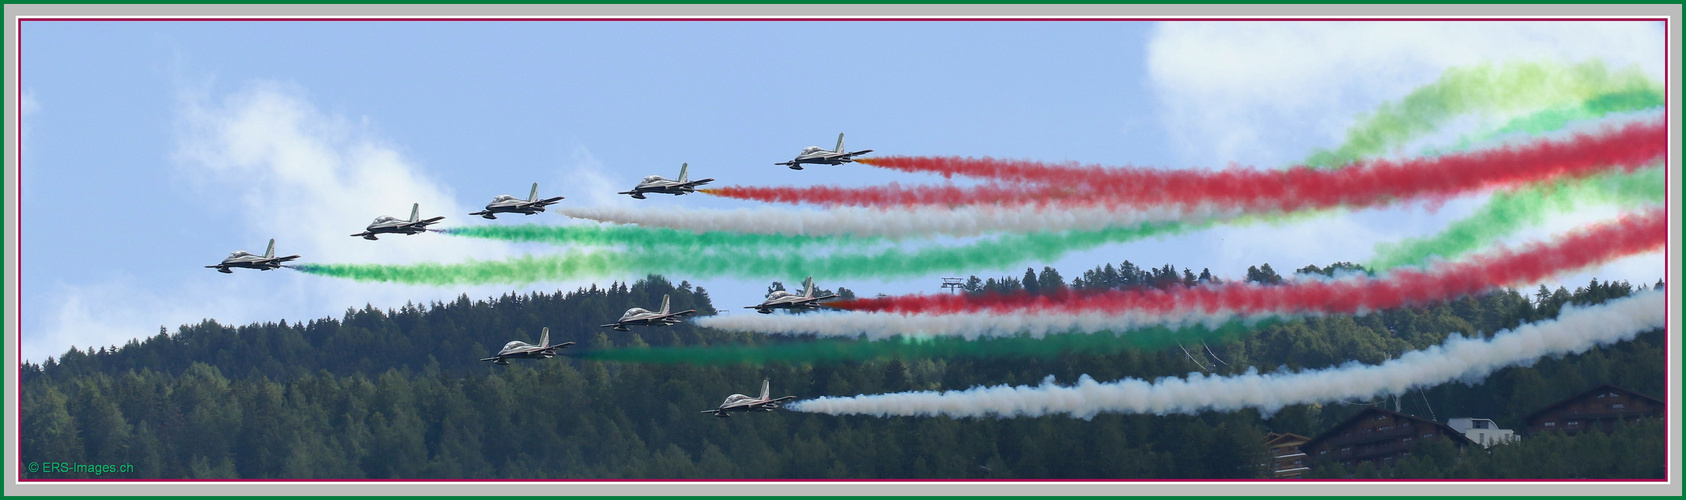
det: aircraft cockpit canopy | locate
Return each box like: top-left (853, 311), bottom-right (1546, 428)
top-left (229, 251), bottom-right (252, 258)
top-left (373, 216), bottom-right (397, 224)
top-left (768, 291), bottom-right (794, 299)
top-left (621, 308), bottom-right (651, 319)
top-left (722, 394), bottom-right (752, 406)
top-left (502, 340), bottom-right (527, 351)
top-left (801, 146), bottom-right (823, 154)
top-left (641, 175), bottom-right (664, 183)
top-left (493, 195), bottom-right (515, 201)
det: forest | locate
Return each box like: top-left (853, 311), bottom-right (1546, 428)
top-left (18, 262), bottom-right (1667, 479)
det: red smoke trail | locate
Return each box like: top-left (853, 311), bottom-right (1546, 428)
top-left (707, 118), bottom-right (1664, 212)
top-left (827, 207), bottom-right (1666, 316)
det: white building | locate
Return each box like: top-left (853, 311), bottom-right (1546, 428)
top-left (1447, 418), bottom-right (1519, 448)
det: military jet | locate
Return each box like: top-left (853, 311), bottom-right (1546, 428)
top-left (205, 239), bottom-right (300, 273)
top-left (775, 133), bottom-right (873, 170)
top-left (700, 379), bottom-right (796, 417)
top-left (617, 163), bottom-right (714, 199)
top-left (469, 183), bottom-right (565, 219)
top-left (351, 203), bottom-right (446, 240)
top-left (480, 327), bottom-right (574, 365)
top-left (599, 294), bottom-right (697, 331)
top-left (745, 276), bottom-right (838, 314)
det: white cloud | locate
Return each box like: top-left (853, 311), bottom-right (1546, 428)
top-left (1145, 21), bottom-right (1665, 167)
top-left (172, 81), bottom-right (514, 266)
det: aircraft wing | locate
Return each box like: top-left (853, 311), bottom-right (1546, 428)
top-left (679, 178), bottom-right (714, 189)
top-left (273, 255), bottom-right (302, 263)
top-left (598, 322), bottom-right (625, 328)
top-left (479, 356), bottom-right (501, 362)
top-left (534, 196), bottom-right (565, 205)
top-left (418, 216), bottom-right (446, 225)
top-left (846, 149), bottom-right (874, 156)
top-left (350, 231), bottom-right (373, 237)
top-left (769, 396), bottom-right (797, 404)
top-left (671, 309), bottom-right (699, 317)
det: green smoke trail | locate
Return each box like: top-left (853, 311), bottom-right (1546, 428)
top-left (1367, 165), bottom-right (1665, 271)
top-left (576, 320), bottom-right (1272, 366)
top-left (1304, 60), bottom-right (1661, 168)
top-left (1432, 87), bottom-right (1665, 155)
top-left (294, 219), bottom-right (1216, 285)
top-left (440, 224), bottom-right (877, 252)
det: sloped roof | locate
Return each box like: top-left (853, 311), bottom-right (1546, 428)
top-left (1302, 407), bottom-right (1475, 451)
top-left (1522, 383), bottom-right (1664, 423)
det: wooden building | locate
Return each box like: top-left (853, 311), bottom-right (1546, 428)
top-left (1303, 408), bottom-right (1473, 470)
top-left (1523, 384), bottom-right (1664, 436)
top-left (1264, 432), bottom-right (1311, 478)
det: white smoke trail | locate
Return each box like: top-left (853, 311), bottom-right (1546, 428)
top-left (560, 204), bottom-right (1242, 238)
top-left (695, 310), bottom-right (1261, 341)
top-left (786, 290), bottom-right (1665, 418)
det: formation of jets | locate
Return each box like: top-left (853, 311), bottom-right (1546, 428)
top-left (471, 183), bottom-right (565, 219)
top-left (204, 239), bottom-right (300, 273)
top-left (746, 276), bottom-right (839, 314)
top-left (201, 135), bottom-right (877, 416)
top-left (600, 294), bottom-right (697, 331)
top-left (701, 379), bottom-right (797, 417)
top-left (479, 327), bottom-right (575, 365)
top-left (351, 203), bottom-right (447, 240)
top-left (619, 163), bottom-right (714, 199)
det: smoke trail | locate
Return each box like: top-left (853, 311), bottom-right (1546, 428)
top-left (1368, 166), bottom-right (1665, 271)
top-left (1437, 87), bottom-right (1664, 154)
top-left (694, 309), bottom-right (1262, 341)
top-left (579, 320), bottom-right (1270, 365)
top-left (786, 290), bottom-right (1665, 418)
top-left (1301, 60), bottom-right (1661, 168)
top-left (828, 208), bottom-right (1664, 317)
top-left (291, 220), bottom-right (1204, 285)
top-left (561, 203), bottom-right (1239, 237)
top-left (437, 224), bottom-right (877, 251)
top-left (757, 117), bottom-right (1663, 211)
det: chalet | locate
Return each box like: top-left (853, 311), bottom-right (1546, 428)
top-left (1524, 383), bottom-right (1664, 436)
top-left (1264, 432), bottom-right (1311, 478)
top-left (1303, 408), bottom-right (1473, 470)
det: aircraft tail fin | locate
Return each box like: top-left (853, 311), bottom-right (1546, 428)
top-left (539, 327), bottom-right (550, 348)
top-left (677, 163), bottom-right (689, 183)
top-left (803, 276), bottom-right (815, 298)
top-left (759, 379), bottom-right (771, 401)
top-left (660, 294), bottom-right (671, 315)
top-left (835, 133), bottom-right (846, 153)
top-left (409, 203), bottom-right (420, 222)
top-left (528, 182), bottom-right (540, 202)
top-left (264, 239), bottom-right (275, 259)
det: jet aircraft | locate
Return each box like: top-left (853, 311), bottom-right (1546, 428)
top-left (480, 327), bottom-right (574, 365)
top-left (599, 294), bottom-right (697, 331)
top-left (775, 133), bottom-right (873, 170)
top-left (745, 276), bottom-right (837, 314)
top-left (205, 239), bottom-right (300, 273)
top-left (700, 379), bottom-right (796, 417)
top-left (617, 163), bottom-right (714, 199)
top-left (351, 203), bottom-right (446, 240)
top-left (469, 183), bottom-right (565, 219)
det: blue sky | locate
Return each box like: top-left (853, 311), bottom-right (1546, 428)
top-left (18, 20), bottom-right (1667, 362)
